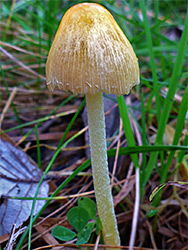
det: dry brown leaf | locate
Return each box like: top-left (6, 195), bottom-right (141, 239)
top-left (0, 135), bottom-right (49, 236)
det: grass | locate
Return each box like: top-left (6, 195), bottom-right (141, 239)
top-left (0, 0), bottom-right (188, 249)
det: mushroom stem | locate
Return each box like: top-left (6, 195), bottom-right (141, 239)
top-left (85, 92), bottom-right (120, 249)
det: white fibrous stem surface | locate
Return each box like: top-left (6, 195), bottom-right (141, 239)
top-left (86, 92), bottom-right (120, 248)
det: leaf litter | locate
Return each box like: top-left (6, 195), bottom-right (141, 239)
top-left (0, 136), bottom-right (49, 236)
top-left (0, 1), bottom-right (188, 249)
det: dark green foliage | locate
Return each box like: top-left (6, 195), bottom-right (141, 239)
top-left (52, 197), bottom-right (101, 245)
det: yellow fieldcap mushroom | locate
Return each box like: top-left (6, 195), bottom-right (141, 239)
top-left (46, 3), bottom-right (139, 95)
top-left (46, 3), bottom-right (139, 249)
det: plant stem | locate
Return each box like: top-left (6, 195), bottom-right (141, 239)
top-left (86, 92), bottom-right (120, 249)
top-left (129, 167), bottom-right (140, 250)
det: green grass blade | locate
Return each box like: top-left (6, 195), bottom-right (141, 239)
top-left (34, 125), bottom-right (41, 169)
top-left (117, 95), bottom-right (139, 168)
top-left (140, 91), bottom-right (148, 198)
top-left (143, 8), bottom-right (188, 189)
top-left (152, 86), bottom-right (188, 205)
top-left (107, 145), bottom-right (188, 158)
top-left (139, 0), bottom-right (161, 122)
top-left (161, 86), bottom-right (188, 180)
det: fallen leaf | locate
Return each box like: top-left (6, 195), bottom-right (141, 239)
top-left (158, 226), bottom-right (175, 237)
top-left (0, 136), bottom-right (49, 236)
top-left (149, 181), bottom-right (188, 201)
top-left (179, 160), bottom-right (188, 181)
top-left (149, 124), bottom-right (175, 145)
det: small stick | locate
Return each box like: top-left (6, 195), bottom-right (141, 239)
top-left (0, 87), bottom-right (17, 125)
top-left (129, 167), bottom-right (140, 250)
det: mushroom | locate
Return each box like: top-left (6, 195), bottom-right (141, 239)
top-left (46, 2), bottom-right (139, 248)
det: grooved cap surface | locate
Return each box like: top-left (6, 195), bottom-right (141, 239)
top-left (46, 3), bottom-right (140, 95)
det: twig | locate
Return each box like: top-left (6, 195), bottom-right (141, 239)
top-left (0, 46), bottom-right (45, 80)
top-left (4, 224), bottom-right (26, 250)
top-left (129, 167), bottom-right (140, 250)
top-left (33, 243), bottom-right (154, 250)
top-left (0, 87), bottom-right (17, 125)
top-left (0, 41), bottom-right (46, 58)
top-left (94, 232), bottom-right (101, 250)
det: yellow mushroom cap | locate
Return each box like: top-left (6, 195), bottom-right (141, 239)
top-left (46, 2), bottom-right (140, 96)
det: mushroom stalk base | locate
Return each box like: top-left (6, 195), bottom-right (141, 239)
top-left (86, 92), bottom-right (120, 249)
